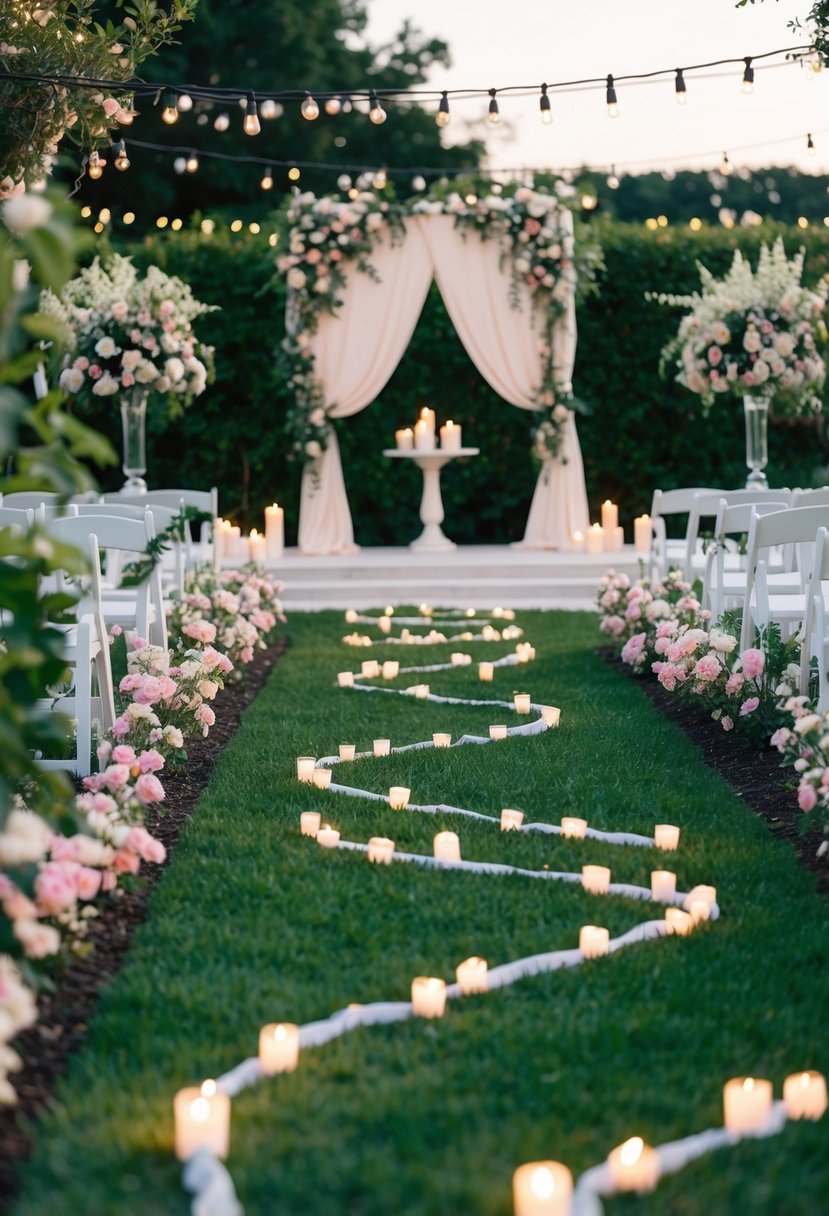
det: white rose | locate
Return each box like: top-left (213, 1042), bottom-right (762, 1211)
top-left (743, 330), bottom-right (761, 353)
top-left (305, 440), bottom-right (322, 459)
top-left (155, 375), bottom-right (171, 392)
top-left (109, 825), bottom-right (131, 848)
top-left (14, 920), bottom-right (61, 959)
top-left (94, 336), bottom-right (118, 358)
top-left (91, 373), bottom-right (119, 396)
top-left (198, 679), bottom-right (219, 700)
top-left (708, 629), bottom-right (737, 653)
top-left (59, 367), bottom-right (84, 393)
top-left (514, 257), bottom-right (530, 274)
top-left (161, 332), bottom-right (179, 354)
top-left (2, 194), bottom-right (52, 235)
top-left (134, 360), bottom-right (158, 384)
top-left (309, 408), bottom-right (325, 426)
top-left (773, 332), bottom-right (795, 358)
top-left (165, 357), bottom-right (185, 383)
top-left (163, 726), bottom-right (184, 749)
top-left (753, 360), bottom-right (769, 383)
top-left (126, 702), bottom-right (153, 720)
top-left (794, 713), bottom-right (822, 735)
top-left (287, 268), bottom-right (307, 289)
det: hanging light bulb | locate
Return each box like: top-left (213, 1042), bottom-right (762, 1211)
top-left (720, 151), bottom-right (732, 176)
top-left (261, 166), bottom-right (274, 190)
top-left (214, 111), bottom-right (230, 132)
top-left (87, 149), bottom-right (105, 179)
top-left (369, 90), bottom-right (387, 124)
top-left (113, 139), bottom-right (129, 171)
top-left (260, 98), bottom-right (279, 120)
top-left (185, 150), bottom-right (199, 173)
top-left (487, 88), bottom-right (500, 124)
top-left (807, 132), bottom-right (816, 156)
top-left (674, 68), bottom-right (687, 105)
top-left (607, 165), bottom-right (620, 189)
top-left (606, 74), bottom-right (619, 118)
top-left (436, 91), bottom-right (450, 127)
top-left (161, 90), bottom-right (179, 125)
top-left (301, 92), bottom-right (320, 120)
top-left (539, 83), bottom-right (553, 125)
top-left (325, 95), bottom-right (342, 116)
top-left (173, 156), bottom-right (187, 174)
top-left (243, 92), bottom-right (260, 136)
top-left (741, 57), bottom-right (754, 93)
top-left (176, 93), bottom-right (193, 113)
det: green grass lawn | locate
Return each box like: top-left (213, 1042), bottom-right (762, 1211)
top-left (11, 610), bottom-right (829, 1216)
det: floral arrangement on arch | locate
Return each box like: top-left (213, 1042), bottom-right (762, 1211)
top-left (652, 237), bottom-right (828, 416)
top-left (40, 253), bottom-right (215, 413)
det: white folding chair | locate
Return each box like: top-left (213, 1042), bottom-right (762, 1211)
top-left (0, 506), bottom-right (34, 528)
top-left (792, 487), bottom-right (829, 509)
top-left (701, 499), bottom-right (789, 625)
top-left (800, 527), bottom-right (829, 712)
top-left (683, 488), bottom-right (791, 582)
top-left (649, 487), bottom-right (724, 580)
top-left (76, 501), bottom-right (185, 597)
top-left (740, 504), bottom-right (829, 650)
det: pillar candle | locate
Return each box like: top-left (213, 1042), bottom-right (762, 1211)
top-left (489, 724), bottom-right (508, 741)
top-left (296, 756), bottom-right (316, 783)
top-left (501, 808), bottom-right (524, 831)
top-left (339, 743), bottom-right (356, 761)
top-left (215, 520), bottom-right (229, 558)
top-left (650, 870), bottom-right (677, 902)
top-left (388, 786), bottom-right (411, 810)
top-left (512, 1161), bottom-right (573, 1216)
top-left (542, 706), bottom-right (561, 727)
top-left (513, 693), bottom-right (532, 714)
top-left (654, 824), bottom-right (680, 851)
top-left (414, 419), bottom-right (435, 450)
top-left (434, 831), bottom-right (461, 862)
top-left (395, 427), bottom-right (414, 451)
top-left (382, 660), bottom-right (400, 679)
top-left (561, 816), bottom-right (587, 839)
top-left (723, 1076), bottom-right (774, 1133)
top-left (783, 1070), bottom-right (827, 1120)
top-left (373, 738), bottom-right (391, 757)
top-left (585, 523), bottom-right (604, 555)
top-left (582, 864), bottom-right (611, 894)
top-left (411, 976), bottom-right (446, 1018)
top-left (440, 420), bottom-right (462, 451)
top-left (300, 811), bottom-right (321, 837)
top-left (479, 662), bottom-right (494, 682)
top-left (665, 908), bottom-right (693, 935)
top-left (605, 525), bottom-right (625, 553)
top-left (433, 732), bottom-right (452, 748)
top-left (345, 609), bottom-right (359, 624)
top-left (368, 836), bottom-right (395, 864)
top-left (634, 514), bottom-right (652, 555)
top-left (579, 925), bottom-right (610, 958)
top-left (361, 659), bottom-right (380, 678)
top-left (264, 503), bottom-right (284, 560)
top-left (571, 530), bottom-right (585, 553)
top-left (419, 603), bottom-right (433, 617)
top-left (316, 825), bottom-right (340, 849)
top-left (337, 671), bottom-right (355, 688)
top-left (174, 1080), bottom-right (231, 1161)
top-left (258, 1023), bottom-right (299, 1074)
top-left (418, 406), bottom-right (436, 435)
top-left (687, 884), bottom-right (716, 921)
top-left (601, 500), bottom-right (619, 532)
top-left (312, 768), bottom-right (332, 790)
top-left (456, 956), bottom-right (488, 994)
top-left (226, 524), bottom-right (241, 559)
top-left (607, 1136), bottom-right (660, 1193)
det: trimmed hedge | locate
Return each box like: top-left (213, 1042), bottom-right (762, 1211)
top-left (81, 221), bottom-right (829, 543)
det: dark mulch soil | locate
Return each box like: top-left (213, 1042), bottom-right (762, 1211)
top-left (601, 648), bottom-right (828, 896)
top-left (0, 639), bottom-right (287, 1211)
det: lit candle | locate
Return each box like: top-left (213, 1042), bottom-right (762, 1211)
top-left (300, 811), bottom-right (321, 837)
top-left (258, 1022), bottom-right (299, 1074)
top-left (345, 609), bottom-right (359, 624)
top-left (607, 1136), bottom-right (660, 1193)
top-left (489, 724), bottom-right (508, 741)
top-left (264, 503), bottom-right (284, 560)
top-left (723, 1076), bottom-right (774, 1133)
top-left (361, 659), bottom-right (380, 678)
top-left (541, 706), bottom-right (561, 727)
top-left (688, 898), bottom-right (711, 924)
top-left (456, 956), bottom-right (488, 994)
top-left (650, 870), bottom-right (677, 902)
top-left (571, 530), bottom-right (585, 553)
top-left (385, 605), bottom-right (394, 616)
top-left (579, 924), bottom-right (610, 958)
top-left (411, 975), bottom-right (446, 1018)
top-left (378, 614), bottom-right (392, 634)
top-left (174, 1080), bottom-right (231, 1161)
top-left (783, 1070), bottom-right (827, 1120)
top-left (512, 1161), bottom-right (573, 1216)
top-left (339, 743), bottom-right (356, 761)
top-left (368, 836), bottom-right (395, 864)
top-left (433, 732), bottom-right (452, 748)
top-left (312, 768), bottom-right (332, 790)
top-left (440, 420), bottom-right (462, 451)
top-left (582, 864), bottom-right (611, 895)
top-left (481, 625), bottom-right (499, 641)
top-left (215, 519), bottom-right (229, 558)
top-left (316, 824), bottom-right (340, 849)
top-left (501, 808), bottom-right (524, 831)
top-left (686, 884), bottom-right (716, 921)
top-left (419, 603), bottom-right (433, 617)
top-left (296, 756), bottom-right (316, 783)
top-left (513, 692), bottom-right (532, 714)
top-left (337, 671), bottom-right (355, 688)
top-left (418, 406), bottom-right (436, 434)
top-left (601, 500), bottom-right (618, 533)
top-left (561, 816), bottom-right (587, 839)
top-left (388, 786), bottom-right (411, 810)
top-left (373, 738), bottom-right (391, 757)
top-left (584, 523), bottom-right (604, 555)
top-left (665, 908), bottom-right (693, 935)
top-left (414, 419), bottom-right (435, 450)
top-left (414, 683), bottom-right (430, 699)
top-left (382, 660), bottom-right (400, 679)
top-left (226, 524), bottom-right (241, 559)
top-left (605, 525), bottom-right (625, 553)
top-left (479, 662), bottom-right (494, 682)
top-left (654, 824), bottom-right (680, 851)
top-left (634, 514), bottom-right (652, 555)
top-left (434, 830), bottom-right (461, 862)
top-left (395, 427), bottom-right (414, 451)
top-left (451, 652), bottom-right (471, 666)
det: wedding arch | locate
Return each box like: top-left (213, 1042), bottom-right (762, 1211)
top-left (280, 187), bottom-right (598, 556)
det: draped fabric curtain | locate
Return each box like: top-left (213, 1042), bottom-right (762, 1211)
top-left (294, 211), bottom-right (589, 555)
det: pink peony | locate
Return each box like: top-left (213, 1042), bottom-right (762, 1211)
top-left (138, 749), bottom-right (164, 774)
top-left (693, 653), bottom-right (721, 683)
top-left (111, 744), bottom-right (137, 765)
top-left (740, 648), bottom-right (765, 679)
top-left (739, 696), bottom-right (760, 716)
top-left (134, 773), bottom-right (165, 804)
top-left (724, 672), bottom-right (745, 696)
top-left (76, 867), bottom-right (103, 901)
top-left (34, 862), bottom-right (79, 914)
top-left (126, 827), bottom-right (166, 864)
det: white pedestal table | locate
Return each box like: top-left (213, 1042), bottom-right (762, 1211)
top-left (383, 447), bottom-right (479, 552)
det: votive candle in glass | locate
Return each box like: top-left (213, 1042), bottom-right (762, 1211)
top-left (296, 756), bottom-right (316, 783)
top-left (433, 732), bottom-right (452, 748)
top-left (489, 724), bottom-right (508, 741)
top-left (501, 808), bottom-right (524, 831)
top-left (361, 659), bottom-right (380, 678)
top-left (479, 662), bottom-right (494, 682)
top-left (339, 743), bottom-right (356, 762)
top-left (388, 786), bottom-right (411, 810)
top-left (723, 1076), bottom-right (774, 1133)
top-left (258, 1023), bottom-right (299, 1074)
top-left (687, 884), bottom-right (716, 921)
top-left (606, 1136), bottom-right (660, 1193)
top-left (451, 652), bottom-right (469, 666)
top-left (650, 870), bottom-right (677, 902)
top-left (300, 811), bottom-right (321, 838)
top-left (415, 683), bottom-right (430, 699)
top-left (411, 976), bottom-right (446, 1018)
top-left (665, 908), bottom-right (693, 936)
top-left (312, 768), bottom-right (332, 790)
top-left (654, 824), bottom-right (680, 851)
top-left (382, 660), bottom-right (399, 679)
top-left (561, 816), bottom-right (587, 839)
top-left (174, 1080), bottom-right (230, 1161)
top-left (783, 1070), bottom-right (827, 1120)
top-left (541, 706), bottom-right (561, 727)
top-left (373, 738), bottom-right (391, 757)
top-left (337, 671), bottom-right (354, 688)
top-left (434, 831), bottom-right (461, 862)
top-left (316, 825), bottom-right (340, 849)
top-left (582, 864), bottom-right (611, 895)
top-left (512, 1161), bottom-right (573, 1216)
top-left (345, 609), bottom-right (359, 624)
top-left (456, 956), bottom-right (488, 994)
top-left (579, 925), bottom-right (610, 959)
top-left (368, 836), bottom-right (395, 865)
top-left (514, 692), bottom-right (532, 714)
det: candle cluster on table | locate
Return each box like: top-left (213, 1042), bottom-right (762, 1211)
top-left (395, 407), bottom-right (465, 452)
top-left (215, 503), bottom-right (284, 563)
top-left (572, 500), bottom-right (649, 556)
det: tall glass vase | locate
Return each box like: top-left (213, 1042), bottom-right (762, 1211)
top-left (120, 393), bottom-right (148, 494)
top-left (743, 395), bottom-right (770, 489)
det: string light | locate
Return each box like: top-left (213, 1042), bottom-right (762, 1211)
top-left (301, 92), bottom-right (319, 121)
top-left (161, 90), bottom-right (179, 125)
top-left (260, 98), bottom-right (281, 120)
top-left (675, 68), bottom-right (687, 105)
top-left (113, 140), bottom-right (129, 171)
top-left (214, 112), bottom-right (230, 132)
top-left (87, 149), bottom-right (105, 179)
top-left (487, 88), bottom-right (500, 125)
top-left (436, 91), bottom-right (450, 128)
top-left (171, 217), bottom-right (183, 230)
top-left (607, 165), bottom-right (620, 189)
top-left (369, 90), bottom-right (387, 124)
top-left (539, 83), bottom-right (552, 126)
top-left (288, 166), bottom-right (301, 181)
top-left (123, 211), bottom-right (135, 224)
top-left (606, 74), bottom-right (619, 117)
top-left (742, 56), bottom-right (755, 93)
top-left (325, 96), bottom-right (342, 116)
top-left (156, 216), bottom-right (168, 229)
top-left (260, 166), bottom-right (274, 190)
top-left (176, 93), bottom-right (193, 113)
top-left (185, 150), bottom-right (199, 173)
top-left (243, 92), bottom-right (260, 136)
top-left (807, 132), bottom-right (816, 156)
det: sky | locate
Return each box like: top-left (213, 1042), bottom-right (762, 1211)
top-left (364, 0), bottom-right (828, 177)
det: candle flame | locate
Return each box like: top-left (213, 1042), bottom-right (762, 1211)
top-left (201, 1079), bottom-right (217, 1097)
top-left (743, 1077), bottom-right (755, 1092)
top-left (426, 977), bottom-right (443, 990)
top-left (190, 1096), bottom-right (211, 1122)
top-left (800, 1072), bottom-right (811, 1087)
top-left (530, 1166), bottom-right (556, 1199)
top-left (466, 956), bottom-right (485, 968)
top-left (274, 1025), bottom-right (287, 1041)
top-left (250, 529), bottom-right (259, 537)
top-left (620, 1136), bottom-right (644, 1166)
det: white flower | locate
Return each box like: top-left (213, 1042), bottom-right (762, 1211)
top-left (121, 349), bottom-right (141, 371)
top-left (91, 373), bottom-right (119, 396)
top-left (0, 810), bottom-right (52, 866)
top-left (514, 257), bottom-right (530, 274)
top-left (165, 357), bottom-right (185, 383)
top-left (773, 331), bottom-right (795, 358)
top-left (126, 702), bottom-right (153, 720)
top-left (2, 194), bottom-right (52, 236)
top-left (163, 725), bottom-right (184, 749)
top-left (94, 336), bottom-right (118, 358)
top-left (794, 713), bottom-right (822, 735)
top-left (708, 630), bottom-right (737, 653)
top-left (59, 367), bottom-right (84, 393)
top-left (309, 408), bottom-right (326, 426)
top-left (305, 439), bottom-right (322, 459)
top-left (287, 268), bottom-right (307, 290)
top-left (134, 360), bottom-right (158, 384)
top-left (12, 259), bottom-right (29, 292)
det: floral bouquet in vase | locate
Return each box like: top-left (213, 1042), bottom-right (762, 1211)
top-left (41, 254), bottom-right (215, 491)
top-left (653, 238), bottom-right (827, 487)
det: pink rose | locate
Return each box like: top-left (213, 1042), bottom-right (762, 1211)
top-left (88, 364), bottom-right (103, 380)
top-left (73, 356), bottom-right (89, 371)
top-left (195, 704), bottom-right (215, 728)
top-left (724, 672), bottom-right (745, 696)
top-left (770, 727), bottom-right (793, 750)
top-left (50, 835), bottom-right (82, 862)
top-left (104, 763), bottom-right (131, 790)
top-left (77, 867), bottom-right (102, 901)
top-left (34, 862), bottom-right (79, 914)
top-left (183, 620), bottom-right (217, 644)
top-left (112, 716), bottom-right (130, 740)
top-left (708, 345), bottom-right (722, 365)
top-left (111, 744), bottom-right (137, 765)
top-left (739, 696), bottom-right (760, 716)
top-left (126, 827), bottom-right (166, 864)
top-left (138, 749), bottom-right (164, 774)
top-left (740, 648), bottom-right (765, 679)
top-left (798, 781), bottom-right (817, 812)
top-left (112, 849), bottom-right (141, 875)
top-left (102, 97), bottom-right (120, 117)
top-left (693, 653), bottom-right (721, 682)
top-left (721, 715), bottom-right (734, 731)
top-left (135, 773), bottom-right (165, 804)
top-left (121, 373), bottom-right (135, 388)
